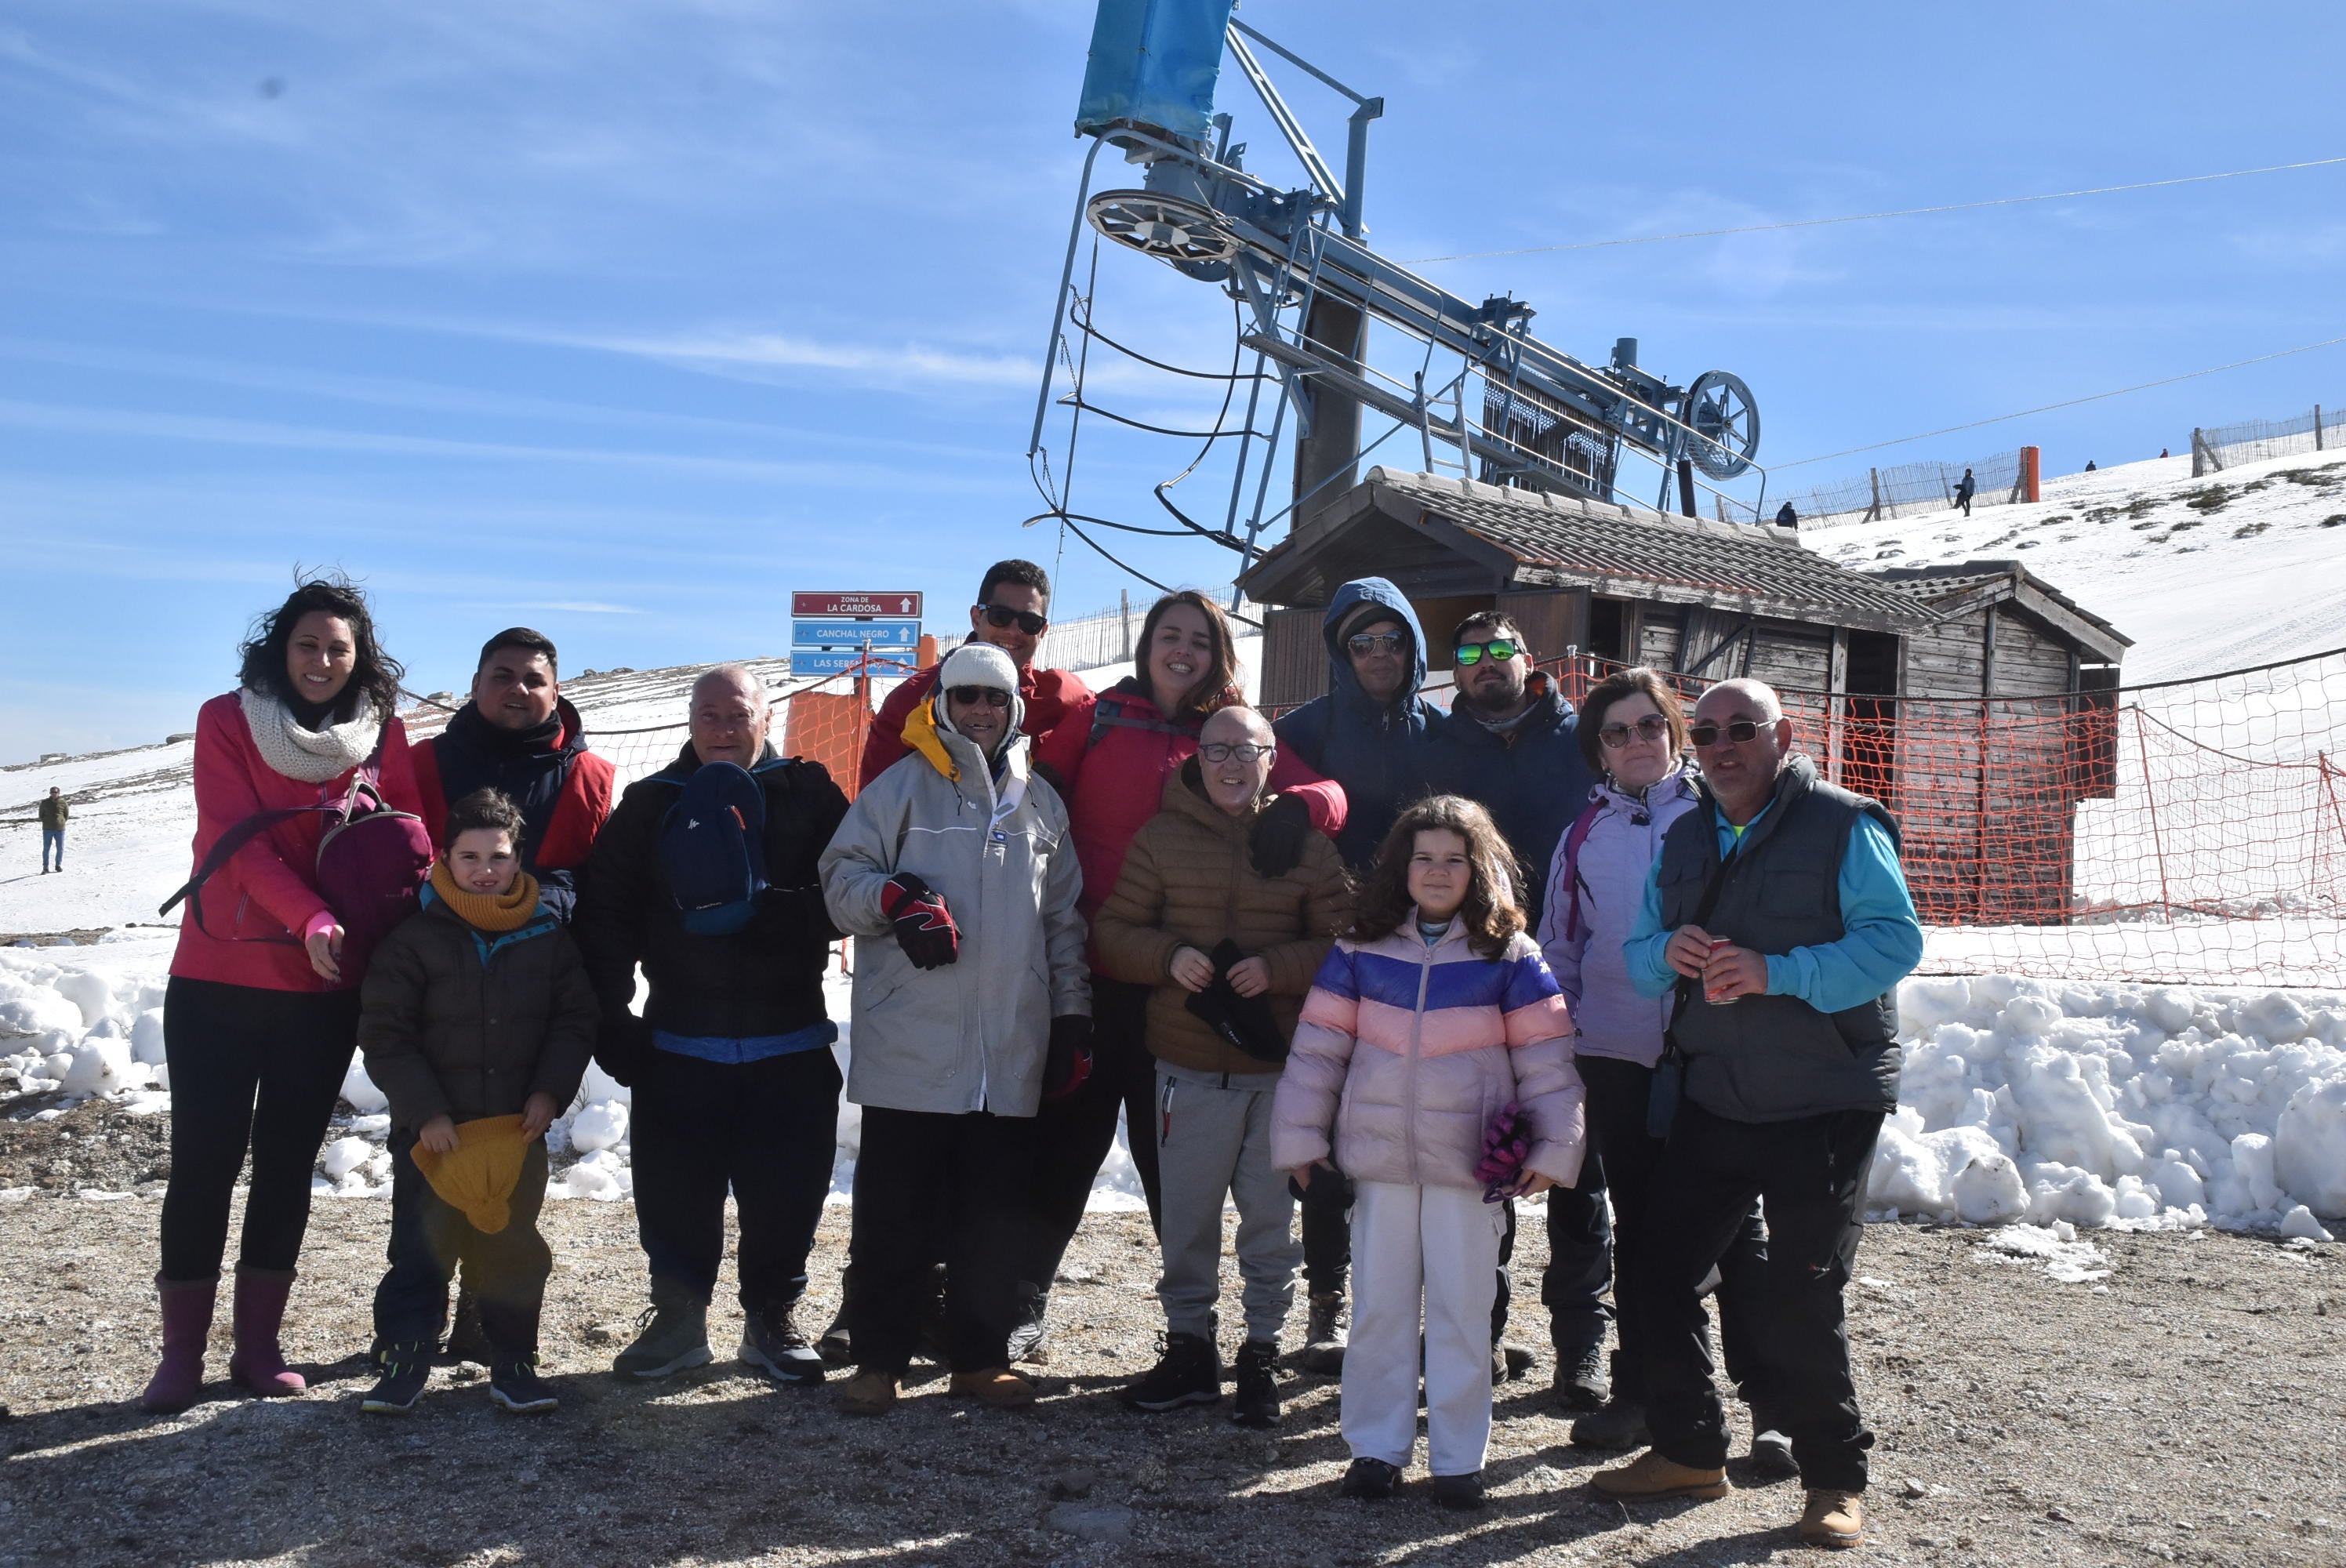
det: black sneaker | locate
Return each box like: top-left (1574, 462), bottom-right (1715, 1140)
top-left (1340, 1457), bottom-right (1401, 1500)
top-left (1229, 1339), bottom-right (1280, 1428)
top-left (816, 1301), bottom-right (852, 1366)
top-left (1552, 1339), bottom-right (1608, 1411)
top-left (1569, 1396), bottom-right (1649, 1450)
top-left (1005, 1280), bottom-right (1051, 1366)
top-left (1501, 1341), bottom-right (1538, 1381)
top-left (1431, 1471), bottom-right (1487, 1510)
top-left (361, 1341), bottom-right (432, 1414)
top-left (1748, 1404), bottom-right (1798, 1476)
top-left (741, 1301), bottom-right (826, 1386)
top-left (612, 1295), bottom-right (713, 1379)
top-left (1121, 1331), bottom-right (1221, 1412)
top-left (489, 1357), bottom-right (559, 1414)
top-left (1302, 1291), bottom-right (1346, 1374)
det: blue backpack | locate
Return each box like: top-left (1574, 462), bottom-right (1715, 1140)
top-left (659, 762), bottom-right (770, 935)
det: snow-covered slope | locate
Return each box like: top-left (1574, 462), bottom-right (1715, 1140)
top-left (1809, 449), bottom-right (2346, 680)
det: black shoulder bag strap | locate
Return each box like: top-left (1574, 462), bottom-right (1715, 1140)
top-left (1647, 842), bottom-right (1740, 1140)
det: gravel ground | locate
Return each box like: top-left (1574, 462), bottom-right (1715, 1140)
top-left (1, 1127), bottom-right (2341, 1567)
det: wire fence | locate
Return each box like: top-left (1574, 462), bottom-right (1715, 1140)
top-left (1760, 448), bottom-right (2025, 530)
top-left (2192, 401), bottom-right (2340, 474)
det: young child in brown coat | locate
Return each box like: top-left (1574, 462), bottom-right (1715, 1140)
top-left (358, 788), bottom-right (597, 1414)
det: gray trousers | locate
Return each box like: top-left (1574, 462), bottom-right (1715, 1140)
top-left (1152, 1061), bottom-right (1301, 1343)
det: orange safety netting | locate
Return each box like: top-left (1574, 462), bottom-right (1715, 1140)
top-left (574, 647), bottom-right (2346, 989)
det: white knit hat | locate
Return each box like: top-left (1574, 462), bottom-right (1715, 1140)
top-left (932, 641), bottom-right (1025, 752)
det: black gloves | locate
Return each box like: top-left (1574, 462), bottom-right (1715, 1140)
top-left (880, 872), bottom-right (959, 968)
top-left (1044, 1014), bottom-right (1095, 1101)
top-left (1247, 793), bottom-right (1312, 878)
top-left (593, 1014), bottom-right (653, 1089)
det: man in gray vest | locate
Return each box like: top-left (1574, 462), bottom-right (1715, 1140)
top-left (1590, 678), bottom-right (1921, 1552)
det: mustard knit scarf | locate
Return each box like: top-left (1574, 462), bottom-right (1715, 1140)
top-left (429, 862), bottom-right (541, 931)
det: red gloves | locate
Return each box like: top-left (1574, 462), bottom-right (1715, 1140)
top-left (879, 873), bottom-right (959, 969)
top-left (1045, 1014), bottom-right (1094, 1101)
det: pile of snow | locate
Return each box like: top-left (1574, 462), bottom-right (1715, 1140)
top-left (4, 935), bottom-right (2339, 1240)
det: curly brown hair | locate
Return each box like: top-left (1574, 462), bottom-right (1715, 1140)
top-left (1350, 794), bottom-right (1526, 960)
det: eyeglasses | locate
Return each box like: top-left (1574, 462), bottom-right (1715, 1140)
top-left (1453, 638), bottom-right (1519, 667)
top-left (1598, 715), bottom-right (1672, 750)
top-left (1346, 631), bottom-right (1406, 657)
top-left (946, 685), bottom-right (1011, 708)
top-left (1199, 742), bottom-right (1272, 763)
top-left (1688, 718), bottom-right (1768, 748)
top-left (974, 604), bottom-right (1048, 636)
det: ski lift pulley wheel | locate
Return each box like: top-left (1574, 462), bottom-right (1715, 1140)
top-left (1683, 369), bottom-right (1760, 480)
top-left (1086, 190), bottom-right (1242, 266)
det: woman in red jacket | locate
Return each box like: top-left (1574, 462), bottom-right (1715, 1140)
top-left (1013, 590), bottom-right (1347, 1358)
top-left (143, 578), bottom-right (423, 1414)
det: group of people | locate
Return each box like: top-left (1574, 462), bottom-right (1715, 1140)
top-left (136, 558), bottom-right (1922, 1552)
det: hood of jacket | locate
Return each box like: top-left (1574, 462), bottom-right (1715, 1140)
top-left (1321, 577), bottom-right (1429, 720)
top-left (903, 695), bottom-right (1033, 818)
top-left (1446, 669), bottom-right (1570, 750)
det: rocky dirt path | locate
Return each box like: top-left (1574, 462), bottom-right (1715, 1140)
top-left (1, 1186), bottom-right (2340, 1567)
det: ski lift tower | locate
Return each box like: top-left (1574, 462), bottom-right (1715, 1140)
top-left (1030, 0), bottom-right (1766, 578)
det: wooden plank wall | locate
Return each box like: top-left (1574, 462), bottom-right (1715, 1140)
top-left (1258, 606), bottom-right (1327, 711)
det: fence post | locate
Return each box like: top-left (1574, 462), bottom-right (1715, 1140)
top-left (1119, 590), bottom-right (1131, 662)
top-left (2317, 405), bottom-right (2326, 452)
top-left (2131, 707), bottom-right (2174, 922)
top-left (2191, 427), bottom-right (2210, 477)
top-left (1866, 468), bottom-right (1882, 521)
top-left (2020, 445), bottom-right (2041, 503)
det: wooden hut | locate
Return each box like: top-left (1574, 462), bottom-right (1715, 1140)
top-left (1237, 468), bottom-right (2131, 924)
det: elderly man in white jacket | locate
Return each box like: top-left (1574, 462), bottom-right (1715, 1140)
top-left (819, 641), bottom-right (1091, 1417)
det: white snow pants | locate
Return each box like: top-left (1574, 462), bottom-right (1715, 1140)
top-left (1342, 1179), bottom-right (1505, 1476)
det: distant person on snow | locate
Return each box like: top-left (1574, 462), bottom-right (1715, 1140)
top-left (574, 665), bottom-right (852, 1389)
top-left (143, 575), bottom-right (426, 1414)
top-left (1952, 468), bottom-right (1977, 517)
top-left (857, 558), bottom-right (1090, 790)
top-left (2084, 460), bottom-right (2097, 473)
top-left (1591, 678), bottom-right (1922, 1552)
top-left (1774, 501), bottom-right (1798, 529)
top-left (819, 641), bottom-right (1092, 1417)
top-left (410, 628), bottom-right (615, 924)
top-left (38, 786), bottom-right (67, 873)
top-left (357, 787), bottom-right (597, 1417)
top-left (2159, 448), bottom-right (2170, 459)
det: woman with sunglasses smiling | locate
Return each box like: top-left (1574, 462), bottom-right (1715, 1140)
top-left (1534, 668), bottom-right (1784, 1465)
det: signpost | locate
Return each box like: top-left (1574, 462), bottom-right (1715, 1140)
top-left (792, 591), bottom-right (923, 619)
top-left (789, 591), bottom-right (925, 684)
top-left (791, 619), bottom-right (920, 649)
top-left (792, 648), bottom-right (923, 678)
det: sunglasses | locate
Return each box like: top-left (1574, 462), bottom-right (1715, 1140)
top-left (1453, 638), bottom-right (1519, 667)
top-left (1346, 631), bottom-right (1406, 656)
top-left (1688, 718), bottom-right (1768, 747)
top-left (1598, 715), bottom-right (1672, 750)
top-left (946, 685), bottom-right (1011, 708)
top-left (974, 604), bottom-right (1048, 636)
top-left (1199, 741), bottom-right (1272, 763)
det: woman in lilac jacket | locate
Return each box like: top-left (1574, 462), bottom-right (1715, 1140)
top-left (1536, 667), bottom-right (1782, 1464)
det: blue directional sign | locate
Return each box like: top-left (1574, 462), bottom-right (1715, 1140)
top-left (791, 648), bottom-right (924, 678)
top-left (792, 619), bottom-right (921, 649)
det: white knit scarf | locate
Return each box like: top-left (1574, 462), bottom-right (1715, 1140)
top-left (238, 685), bottom-right (383, 785)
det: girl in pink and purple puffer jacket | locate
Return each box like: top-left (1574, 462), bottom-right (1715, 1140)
top-left (1273, 796), bottom-right (1585, 1506)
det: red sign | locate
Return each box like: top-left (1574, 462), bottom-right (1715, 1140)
top-left (791, 590), bottom-right (924, 619)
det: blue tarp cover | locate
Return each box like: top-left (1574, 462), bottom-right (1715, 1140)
top-left (1074, 0), bottom-right (1235, 143)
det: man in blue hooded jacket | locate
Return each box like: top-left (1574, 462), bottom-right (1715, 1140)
top-left (1269, 578), bottom-right (1448, 1371)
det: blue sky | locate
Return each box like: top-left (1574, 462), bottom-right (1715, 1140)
top-left (4, 0), bottom-right (2343, 762)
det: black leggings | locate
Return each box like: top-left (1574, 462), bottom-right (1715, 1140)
top-left (158, 975), bottom-right (360, 1283)
top-left (1022, 977), bottom-right (1159, 1287)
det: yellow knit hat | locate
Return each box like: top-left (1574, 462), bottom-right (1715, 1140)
top-left (411, 1115), bottom-right (532, 1232)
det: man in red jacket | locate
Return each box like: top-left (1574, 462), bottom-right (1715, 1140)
top-left (857, 561), bottom-right (1090, 790)
top-left (410, 629), bottom-right (616, 924)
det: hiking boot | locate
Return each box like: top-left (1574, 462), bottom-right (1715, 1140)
top-left (1005, 1279), bottom-right (1051, 1366)
top-left (140, 1276), bottom-right (216, 1415)
top-left (226, 1265), bottom-right (306, 1396)
top-left (1553, 1338), bottom-right (1608, 1411)
top-left (816, 1301), bottom-right (853, 1366)
top-left (1301, 1292), bottom-right (1346, 1374)
top-left (1589, 1450), bottom-right (1732, 1502)
top-left (612, 1283), bottom-right (713, 1379)
top-left (1501, 1341), bottom-right (1537, 1381)
top-left (1340, 1457), bottom-right (1401, 1500)
top-left (1748, 1403), bottom-right (1797, 1477)
top-left (1229, 1338), bottom-right (1280, 1428)
top-left (489, 1357), bottom-right (559, 1414)
top-left (1431, 1471), bottom-right (1487, 1510)
top-left (444, 1288), bottom-right (491, 1363)
top-left (1799, 1489), bottom-right (1865, 1548)
top-left (740, 1300), bottom-right (826, 1386)
top-left (362, 1341), bottom-right (433, 1415)
top-left (949, 1367), bottom-right (1037, 1409)
top-left (1122, 1331), bottom-right (1220, 1413)
top-left (1570, 1396), bottom-right (1649, 1450)
top-left (837, 1369), bottom-right (898, 1416)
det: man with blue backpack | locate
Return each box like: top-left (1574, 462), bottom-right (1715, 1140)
top-left (574, 664), bottom-right (851, 1387)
